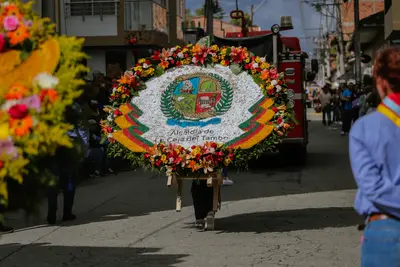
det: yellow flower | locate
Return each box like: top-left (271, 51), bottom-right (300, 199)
top-left (138, 58), bottom-right (146, 64)
top-left (182, 48), bottom-right (188, 53)
top-left (211, 45), bottom-right (219, 51)
top-left (146, 68), bottom-right (155, 75)
top-left (255, 57), bottom-right (261, 63)
top-left (134, 66), bottom-right (143, 72)
top-left (0, 124), bottom-right (10, 140)
top-left (245, 58), bottom-right (250, 63)
top-left (161, 154), bottom-right (167, 163)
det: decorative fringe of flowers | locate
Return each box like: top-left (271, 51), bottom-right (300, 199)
top-left (0, 1), bottom-right (87, 209)
top-left (102, 43), bottom-right (295, 173)
top-left (144, 142), bottom-right (234, 179)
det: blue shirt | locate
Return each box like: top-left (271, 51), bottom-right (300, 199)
top-left (350, 99), bottom-right (400, 218)
top-left (341, 89), bottom-right (353, 110)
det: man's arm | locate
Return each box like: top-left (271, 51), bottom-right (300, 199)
top-left (349, 129), bottom-right (400, 212)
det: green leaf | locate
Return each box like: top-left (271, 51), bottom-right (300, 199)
top-left (229, 64), bottom-right (242, 75)
top-left (155, 65), bottom-right (165, 76)
top-left (252, 75), bottom-right (264, 86)
top-left (20, 51), bottom-right (30, 61)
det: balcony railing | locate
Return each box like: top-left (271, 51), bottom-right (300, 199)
top-left (124, 0), bottom-right (167, 32)
top-left (64, 0), bottom-right (120, 20)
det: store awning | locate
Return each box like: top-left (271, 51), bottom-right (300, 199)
top-left (349, 11), bottom-right (384, 51)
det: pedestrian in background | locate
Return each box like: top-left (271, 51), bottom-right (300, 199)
top-left (319, 84), bottom-right (333, 126)
top-left (349, 46), bottom-right (400, 267)
top-left (340, 81), bottom-right (355, 135)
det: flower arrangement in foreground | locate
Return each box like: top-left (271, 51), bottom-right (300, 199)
top-left (0, 1), bottom-right (86, 209)
top-left (145, 142), bottom-right (235, 179)
top-left (102, 43), bottom-right (295, 174)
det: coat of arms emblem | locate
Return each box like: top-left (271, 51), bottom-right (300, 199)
top-left (161, 73), bottom-right (233, 126)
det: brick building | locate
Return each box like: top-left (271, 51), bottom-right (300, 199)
top-left (341, 0), bottom-right (384, 41)
top-left (187, 16), bottom-right (261, 38)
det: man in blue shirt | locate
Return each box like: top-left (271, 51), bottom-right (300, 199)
top-left (349, 47), bottom-right (400, 267)
top-left (341, 80), bottom-right (354, 135)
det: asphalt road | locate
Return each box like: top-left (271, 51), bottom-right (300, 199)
top-left (0, 110), bottom-right (361, 267)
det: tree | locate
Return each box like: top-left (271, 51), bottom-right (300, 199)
top-left (194, 1), bottom-right (225, 19)
top-left (185, 8), bottom-right (192, 18)
top-left (229, 12), bottom-right (252, 27)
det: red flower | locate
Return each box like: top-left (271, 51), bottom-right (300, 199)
top-left (191, 145), bottom-right (196, 149)
top-left (267, 89), bottom-right (274, 95)
top-left (211, 142), bottom-right (217, 149)
top-left (106, 126), bottom-right (113, 133)
top-left (0, 34), bottom-right (4, 52)
top-left (8, 104), bottom-right (28, 119)
top-left (152, 51), bottom-right (161, 61)
top-left (144, 153), bottom-right (151, 159)
top-left (113, 109), bottom-right (122, 116)
top-left (155, 160), bottom-right (162, 166)
top-left (272, 106), bottom-right (278, 113)
top-left (0, 161), bottom-right (3, 169)
top-left (277, 117), bottom-right (283, 124)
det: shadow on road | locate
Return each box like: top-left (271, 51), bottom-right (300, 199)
top-left (0, 243), bottom-right (189, 267)
top-left (215, 207), bottom-right (362, 233)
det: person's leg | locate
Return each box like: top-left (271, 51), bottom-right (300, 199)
top-left (361, 219), bottom-right (400, 267)
top-left (222, 168), bottom-right (233, 186)
top-left (342, 109), bottom-right (352, 135)
top-left (47, 185), bottom-right (58, 224)
top-left (191, 180), bottom-right (214, 223)
top-left (327, 107), bottom-right (332, 125)
top-left (322, 108), bottom-right (326, 125)
top-left (61, 169), bottom-right (77, 221)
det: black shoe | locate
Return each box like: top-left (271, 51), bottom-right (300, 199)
top-left (106, 168), bottom-right (115, 175)
top-left (47, 215), bottom-right (57, 225)
top-left (0, 223), bottom-right (14, 234)
top-left (62, 214), bottom-right (76, 222)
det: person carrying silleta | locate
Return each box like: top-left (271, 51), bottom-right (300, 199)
top-left (349, 47), bottom-right (400, 267)
top-left (319, 84), bottom-right (333, 126)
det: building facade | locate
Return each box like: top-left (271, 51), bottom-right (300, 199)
top-left (187, 16), bottom-right (261, 38)
top-left (32, 0), bottom-right (185, 77)
top-left (341, 0), bottom-right (384, 41)
top-left (384, 0), bottom-right (400, 43)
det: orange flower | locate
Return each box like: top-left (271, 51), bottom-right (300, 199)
top-left (7, 25), bottom-right (30, 46)
top-left (190, 44), bottom-right (201, 54)
top-left (40, 89), bottom-right (59, 103)
top-left (1, 4), bottom-right (23, 19)
top-left (260, 69), bottom-right (270, 80)
top-left (4, 84), bottom-right (29, 100)
top-left (159, 60), bottom-right (169, 69)
top-left (9, 115), bottom-right (33, 137)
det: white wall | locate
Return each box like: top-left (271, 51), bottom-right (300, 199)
top-left (60, 0), bottom-right (118, 37)
top-left (86, 50), bottom-right (106, 78)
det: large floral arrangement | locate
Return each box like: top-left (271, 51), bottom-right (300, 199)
top-left (0, 1), bottom-right (86, 210)
top-left (102, 43), bottom-right (294, 174)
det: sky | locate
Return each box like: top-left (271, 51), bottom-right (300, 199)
top-left (186, 0), bottom-right (324, 53)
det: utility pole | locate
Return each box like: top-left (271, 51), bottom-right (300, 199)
top-left (354, 0), bottom-right (362, 83)
top-left (250, 4), bottom-right (254, 28)
top-left (335, 0), bottom-right (345, 76)
top-left (206, 0), bottom-right (214, 36)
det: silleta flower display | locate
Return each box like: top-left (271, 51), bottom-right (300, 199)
top-left (102, 43), bottom-right (295, 177)
top-left (0, 1), bottom-right (86, 206)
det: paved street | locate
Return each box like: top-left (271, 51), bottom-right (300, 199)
top-left (0, 110), bottom-right (361, 267)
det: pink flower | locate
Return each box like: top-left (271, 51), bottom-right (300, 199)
top-left (3, 15), bottom-right (20, 31)
top-left (21, 95), bottom-right (41, 112)
top-left (0, 34), bottom-right (4, 52)
top-left (23, 19), bottom-right (33, 27)
top-left (0, 137), bottom-right (18, 159)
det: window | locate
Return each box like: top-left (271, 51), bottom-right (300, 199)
top-left (69, 0), bottom-right (119, 17)
top-left (385, 0), bottom-right (392, 14)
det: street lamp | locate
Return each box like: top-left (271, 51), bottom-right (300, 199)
top-left (271, 24), bottom-right (280, 34)
top-left (271, 24), bottom-right (280, 66)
